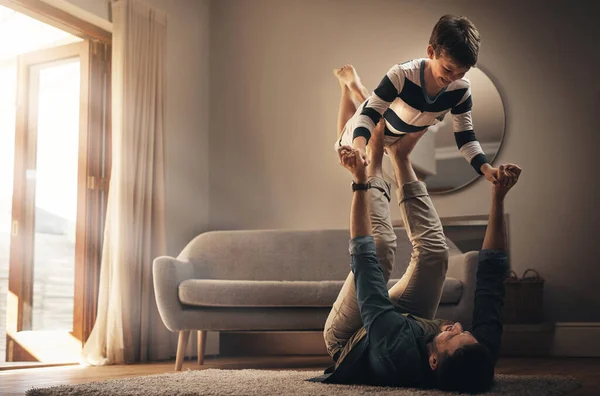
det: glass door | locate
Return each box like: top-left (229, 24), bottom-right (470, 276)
top-left (6, 40), bottom-right (110, 363)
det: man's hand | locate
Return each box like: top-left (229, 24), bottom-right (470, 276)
top-left (493, 164), bottom-right (522, 199)
top-left (338, 145), bottom-right (367, 183)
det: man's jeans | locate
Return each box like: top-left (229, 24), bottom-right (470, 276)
top-left (323, 177), bottom-right (449, 358)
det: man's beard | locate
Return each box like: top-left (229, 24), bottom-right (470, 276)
top-left (426, 320), bottom-right (453, 353)
top-left (425, 332), bottom-right (438, 353)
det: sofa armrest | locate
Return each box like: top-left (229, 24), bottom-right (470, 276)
top-left (153, 256), bottom-right (199, 331)
top-left (440, 251), bottom-right (479, 329)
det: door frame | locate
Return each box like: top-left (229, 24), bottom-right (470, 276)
top-left (0, 0), bottom-right (111, 43)
top-left (1, 0), bottom-right (111, 364)
top-left (5, 44), bottom-right (111, 364)
top-left (8, 42), bottom-right (87, 339)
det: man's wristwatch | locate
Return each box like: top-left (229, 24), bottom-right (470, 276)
top-left (351, 181), bottom-right (371, 191)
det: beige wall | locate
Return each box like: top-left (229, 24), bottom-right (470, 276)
top-left (61, 0), bottom-right (110, 20)
top-left (209, 0), bottom-right (600, 322)
top-left (144, 0), bottom-right (210, 256)
top-left (66, 0), bottom-right (211, 256)
top-left (65, 0), bottom-right (600, 323)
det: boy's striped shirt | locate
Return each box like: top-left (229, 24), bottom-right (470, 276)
top-left (354, 58), bottom-right (488, 175)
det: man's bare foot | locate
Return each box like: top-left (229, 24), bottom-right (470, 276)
top-left (333, 65), bottom-right (369, 102)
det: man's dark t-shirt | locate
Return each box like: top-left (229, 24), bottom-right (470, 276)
top-left (309, 236), bottom-right (509, 387)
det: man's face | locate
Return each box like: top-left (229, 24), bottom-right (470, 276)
top-left (432, 322), bottom-right (478, 358)
top-left (427, 46), bottom-right (470, 88)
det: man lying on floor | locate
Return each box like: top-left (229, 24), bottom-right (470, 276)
top-left (309, 135), bottom-right (522, 393)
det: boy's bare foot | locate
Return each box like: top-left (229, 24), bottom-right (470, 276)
top-left (333, 65), bottom-right (369, 102)
top-left (333, 64), bottom-right (359, 86)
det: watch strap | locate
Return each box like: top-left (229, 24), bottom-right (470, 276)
top-left (351, 181), bottom-right (371, 191)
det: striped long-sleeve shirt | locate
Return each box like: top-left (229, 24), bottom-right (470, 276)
top-left (353, 59), bottom-right (489, 175)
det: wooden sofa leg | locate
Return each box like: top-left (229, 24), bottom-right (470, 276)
top-left (175, 330), bottom-right (191, 371)
top-left (197, 330), bottom-right (207, 365)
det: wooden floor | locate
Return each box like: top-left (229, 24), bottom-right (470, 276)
top-left (1, 230), bottom-right (76, 363)
top-left (0, 356), bottom-right (599, 395)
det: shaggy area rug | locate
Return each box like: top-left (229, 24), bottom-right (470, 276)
top-left (26, 368), bottom-right (581, 395)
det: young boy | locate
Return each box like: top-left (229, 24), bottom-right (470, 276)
top-left (334, 14), bottom-right (500, 184)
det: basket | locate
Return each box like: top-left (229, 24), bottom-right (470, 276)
top-left (503, 269), bottom-right (544, 324)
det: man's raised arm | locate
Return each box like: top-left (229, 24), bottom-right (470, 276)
top-left (472, 164), bottom-right (522, 363)
top-left (338, 146), bottom-right (395, 333)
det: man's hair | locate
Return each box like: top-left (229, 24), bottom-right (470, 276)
top-left (435, 343), bottom-right (495, 393)
top-left (429, 14), bottom-right (481, 68)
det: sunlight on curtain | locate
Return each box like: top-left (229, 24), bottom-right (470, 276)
top-left (81, 0), bottom-right (172, 365)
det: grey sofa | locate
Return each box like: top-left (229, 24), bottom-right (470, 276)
top-left (153, 228), bottom-right (479, 370)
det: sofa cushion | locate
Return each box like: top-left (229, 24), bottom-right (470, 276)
top-left (177, 229), bottom-right (462, 282)
top-left (178, 277), bottom-right (463, 308)
top-left (438, 277), bottom-right (463, 304)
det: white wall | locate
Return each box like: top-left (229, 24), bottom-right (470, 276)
top-left (209, 0), bottom-right (600, 322)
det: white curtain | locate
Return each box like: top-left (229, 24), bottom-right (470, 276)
top-left (81, 0), bottom-right (174, 364)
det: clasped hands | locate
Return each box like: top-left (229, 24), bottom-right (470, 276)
top-left (338, 145), bottom-right (367, 183)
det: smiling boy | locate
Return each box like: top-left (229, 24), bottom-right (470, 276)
top-left (334, 14), bottom-right (500, 184)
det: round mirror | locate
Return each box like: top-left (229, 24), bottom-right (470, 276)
top-left (382, 66), bottom-right (505, 194)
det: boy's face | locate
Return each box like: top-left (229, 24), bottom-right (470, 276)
top-left (426, 45), bottom-right (470, 88)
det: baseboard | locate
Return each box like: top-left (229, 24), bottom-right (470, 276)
top-left (551, 322), bottom-right (600, 357)
top-left (501, 323), bottom-right (555, 357)
top-left (483, 322), bottom-right (600, 357)
top-left (220, 331), bottom-right (325, 356)
top-left (218, 323), bottom-right (600, 358)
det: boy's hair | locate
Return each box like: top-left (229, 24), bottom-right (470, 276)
top-left (429, 14), bottom-right (481, 68)
top-left (435, 343), bottom-right (495, 393)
